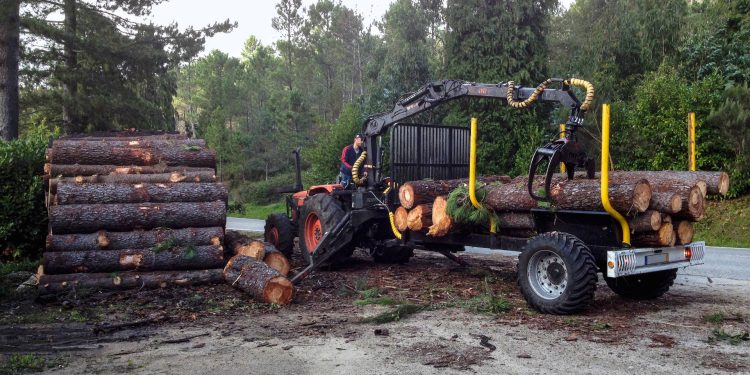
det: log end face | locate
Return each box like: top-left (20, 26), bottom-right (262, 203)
top-left (633, 180), bottom-right (652, 212)
top-left (265, 276), bottom-right (293, 305)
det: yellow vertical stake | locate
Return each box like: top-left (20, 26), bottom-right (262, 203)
top-left (469, 118), bottom-right (496, 233)
top-left (559, 123), bottom-right (567, 173)
top-left (601, 104), bottom-right (631, 246)
top-left (688, 112), bottom-right (696, 171)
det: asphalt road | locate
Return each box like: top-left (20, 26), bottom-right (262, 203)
top-left (226, 217), bottom-right (749, 281)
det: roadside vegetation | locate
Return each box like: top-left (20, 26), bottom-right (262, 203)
top-left (695, 195), bottom-right (750, 248)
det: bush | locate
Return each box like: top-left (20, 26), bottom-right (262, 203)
top-left (0, 126), bottom-right (54, 260)
top-left (235, 172), bottom-right (297, 205)
top-left (307, 104), bottom-right (362, 185)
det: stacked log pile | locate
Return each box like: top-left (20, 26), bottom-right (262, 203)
top-left (39, 132), bottom-right (228, 293)
top-left (398, 171), bottom-right (729, 247)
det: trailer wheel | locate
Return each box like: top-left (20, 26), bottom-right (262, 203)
top-left (298, 194), bottom-right (354, 266)
top-left (518, 232), bottom-right (598, 315)
top-left (264, 213), bottom-right (295, 258)
top-left (604, 269), bottom-right (677, 300)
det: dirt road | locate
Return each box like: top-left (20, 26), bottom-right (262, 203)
top-left (1, 250), bottom-right (749, 374)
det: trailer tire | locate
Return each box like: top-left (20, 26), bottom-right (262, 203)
top-left (518, 232), bottom-right (598, 315)
top-left (264, 213), bottom-right (295, 258)
top-left (604, 269), bottom-right (677, 300)
top-left (298, 194), bottom-right (354, 266)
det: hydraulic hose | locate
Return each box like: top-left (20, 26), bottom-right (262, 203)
top-left (563, 78), bottom-right (595, 111)
top-left (351, 151), bottom-right (367, 186)
top-left (506, 78), bottom-right (595, 112)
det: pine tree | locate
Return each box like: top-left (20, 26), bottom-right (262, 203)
top-left (0, 0), bottom-right (20, 140)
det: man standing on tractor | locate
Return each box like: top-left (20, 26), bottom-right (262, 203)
top-left (339, 133), bottom-right (364, 188)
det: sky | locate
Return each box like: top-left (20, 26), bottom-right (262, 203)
top-left (147, 0), bottom-right (393, 57)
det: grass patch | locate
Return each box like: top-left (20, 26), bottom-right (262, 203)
top-left (0, 259), bottom-right (39, 276)
top-left (228, 201), bottom-right (286, 220)
top-left (5, 353), bottom-right (46, 373)
top-left (708, 328), bottom-right (750, 345)
top-left (704, 312), bottom-right (726, 324)
top-left (361, 304), bottom-right (426, 324)
top-left (694, 195), bottom-right (750, 248)
top-left (460, 278), bottom-right (511, 315)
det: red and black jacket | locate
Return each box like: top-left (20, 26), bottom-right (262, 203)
top-left (340, 144), bottom-right (364, 176)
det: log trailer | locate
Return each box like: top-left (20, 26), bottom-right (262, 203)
top-left (264, 79), bottom-right (706, 314)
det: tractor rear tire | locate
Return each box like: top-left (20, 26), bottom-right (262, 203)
top-left (264, 213), bottom-right (295, 259)
top-left (604, 269), bottom-right (677, 300)
top-left (517, 232), bottom-right (598, 315)
top-left (298, 194), bottom-right (354, 266)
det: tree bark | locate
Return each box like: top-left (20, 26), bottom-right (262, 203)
top-left (47, 145), bottom-right (216, 167)
top-left (43, 245), bottom-right (225, 274)
top-left (628, 210), bottom-right (662, 232)
top-left (399, 176), bottom-right (511, 209)
top-left (225, 231), bottom-right (271, 260)
top-left (52, 138), bottom-right (205, 148)
top-left (223, 255), bottom-right (293, 305)
top-left (633, 222), bottom-right (674, 247)
top-left (55, 182), bottom-right (227, 205)
top-left (649, 192), bottom-right (682, 214)
top-left (263, 247), bottom-right (290, 276)
top-left (394, 206), bottom-right (409, 232)
top-left (45, 164), bottom-right (215, 177)
top-left (38, 269), bottom-right (224, 294)
top-left (61, 132), bottom-right (186, 140)
top-left (674, 220), bottom-right (694, 245)
top-left (49, 171), bottom-right (217, 193)
top-left (49, 201), bottom-right (226, 234)
top-left (608, 171), bottom-right (710, 197)
top-left (497, 212), bottom-right (535, 229)
top-left (0, 0), bottom-right (20, 141)
top-left (46, 227), bottom-right (224, 252)
top-left (407, 204), bottom-right (432, 231)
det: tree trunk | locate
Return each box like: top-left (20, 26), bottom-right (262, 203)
top-left (427, 196), bottom-right (452, 237)
top-left (52, 138), bottom-right (205, 148)
top-left (38, 269), bottom-right (224, 294)
top-left (263, 247), bottom-right (290, 277)
top-left (49, 201), bottom-right (226, 234)
top-left (628, 210), bottom-right (662, 232)
top-left (674, 220), bottom-right (694, 245)
top-left (0, 0), bottom-right (20, 141)
top-left (45, 164), bottom-right (214, 177)
top-left (54, 182), bottom-right (227, 205)
top-left (62, 0), bottom-right (80, 134)
top-left (49, 171), bottom-right (217, 193)
top-left (43, 245), bottom-right (225, 274)
top-left (398, 176), bottom-right (511, 209)
top-left (407, 204), bottom-right (433, 231)
top-left (47, 145), bottom-right (216, 167)
top-left (46, 227), bottom-right (224, 252)
top-left (60, 133), bottom-right (187, 141)
top-left (608, 171), bottom-right (711, 197)
top-left (223, 255), bottom-right (293, 305)
top-left (394, 206), bottom-right (409, 232)
top-left (496, 212), bottom-right (535, 229)
top-left (649, 192), bottom-right (682, 214)
top-left (483, 180), bottom-right (539, 212)
top-left (633, 222), bottom-right (674, 247)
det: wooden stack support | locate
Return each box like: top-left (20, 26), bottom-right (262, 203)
top-left (40, 131), bottom-right (227, 293)
top-left (397, 171), bottom-right (728, 248)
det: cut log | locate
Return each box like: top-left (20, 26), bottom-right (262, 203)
top-left (496, 212), bottom-right (535, 230)
top-left (662, 214), bottom-right (672, 224)
top-left (223, 255), bottom-right (293, 305)
top-left (399, 176), bottom-right (511, 209)
top-left (47, 144), bottom-right (216, 167)
top-left (649, 192), bottom-right (682, 214)
top-left (49, 201), bottom-right (226, 234)
top-left (427, 196), bottom-right (452, 237)
top-left (633, 222), bottom-right (674, 247)
top-left (49, 171), bottom-right (217, 193)
top-left (607, 171), bottom-right (712, 198)
top-left (59, 132), bottom-right (187, 141)
top-left (46, 227), bottom-right (224, 252)
top-left (263, 247), bottom-right (291, 276)
top-left (45, 164), bottom-right (215, 177)
top-left (407, 204), bottom-right (433, 231)
top-left (672, 186), bottom-right (704, 221)
top-left (224, 231), bottom-right (271, 260)
top-left (674, 220), bottom-right (694, 245)
top-left (52, 138), bottom-right (205, 148)
top-left (394, 206), bottom-right (409, 232)
top-left (43, 245), bottom-right (225, 274)
top-left (38, 269), bottom-right (224, 294)
top-left (628, 210), bottom-right (662, 232)
top-left (54, 182), bottom-right (227, 205)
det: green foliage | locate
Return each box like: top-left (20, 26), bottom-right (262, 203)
top-left (446, 185), bottom-right (494, 226)
top-left (235, 172), bottom-right (296, 205)
top-left (704, 84), bottom-right (750, 196)
top-left (708, 328), bottom-right (750, 345)
top-left (182, 244), bottom-right (196, 260)
top-left (360, 303), bottom-right (426, 324)
top-left (307, 104), bottom-right (362, 185)
top-left (704, 312), bottom-right (726, 324)
top-left (460, 278), bottom-right (511, 315)
top-left (152, 237), bottom-right (178, 253)
top-left (694, 195), bottom-right (750, 248)
top-left (7, 353), bottom-right (47, 373)
top-left (0, 125), bottom-right (55, 260)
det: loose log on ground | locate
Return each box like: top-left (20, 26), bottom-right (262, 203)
top-left (407, 204), bottom-right (433, 231)
top-left (55, 182), bottom-right (227, 205)
top-left (394, 206), bottom-right (409, 232)
top-left (38, 269), bottom-right (224, 294)
top-left (45, 164), bottom-right (215, 177)
top-left (43, 245), bottom-right (225, 274)
top-left (633, 222), bottom-right (674, 247)
top-left (263, 247), bottom-right (291, 276)
top-left (49, 201), bottom-right (226, 234)
top-left (496, 212), bottom-right (535, 230)
top-left (399, 176), bottom-right (511, 209)
top-left (674, 220), bottom-right (694, 245)
top-left (223, 255), bottom-right (293, 305)
top-left (628, 210), bottom-right (662, 232)
top-left (224, 231), bottom-right (271, 260)
top-left (47, 145), bottom-right (216, 167)
top-left (427, 196), bottom-right (452, 237)
top-left (49, 171), bottom-right (217, 193)
top-left (46, 227), bottom-right (224, 252)
top-left (649, 192), bottom-right (682, 214)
